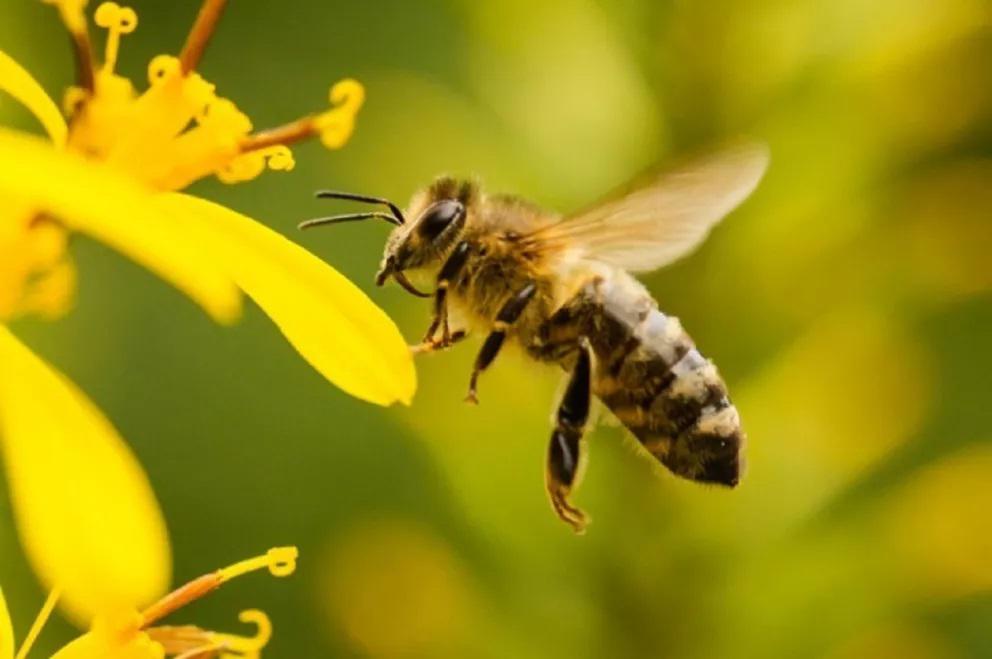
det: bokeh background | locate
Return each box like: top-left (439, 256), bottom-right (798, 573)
top-left (2, 0), bottom-right (991, 657)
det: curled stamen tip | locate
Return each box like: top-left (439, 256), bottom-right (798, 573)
top-left (216, 546), bottom-right (299, 582)
top-left (265, 146), bottom-right (295, 172)
top-left (147, 55), bottom-right (183, 85)
top-left (95, 2), bottom-right (138, 32)
top-left (314, 78), bottom-right (366, 150)
top-left (237, 609), bottom-right (273, 649)
top-left (265, 546), bottom-right (298, 577)
top-left (329, 78), bottom-right (366, 108)
top-left (210, 610), bottom-right (272, 659)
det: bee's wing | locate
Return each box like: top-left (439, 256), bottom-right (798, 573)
top-left (529, 141), bottom-right (769, 272)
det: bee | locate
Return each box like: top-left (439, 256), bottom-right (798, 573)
top-left (301, 142), bottom-right (769, 532)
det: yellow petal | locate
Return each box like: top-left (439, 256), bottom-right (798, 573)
top-left (158, 193), bottom-right (417, 406)
top-left (53, 614), bottom-right (162, 659)
top-left (0, 587), bottom-right (13, 659)
top-left (0, 326), bottom-right (172, 626)
top-left (0, 50), bottom-right (67, 146)
top-left (0, 128), bottom-right (241, 323)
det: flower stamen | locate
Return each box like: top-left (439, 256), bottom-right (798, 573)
top-left (93, 2), bottom-right (137, 74)
top-left (68, 29), bottom-right (96, 92)
top-left (211, 609), bottom-right (272, 659)
top-left (146, 625), bottom-right (216, 656)
top-left (239, 117), bottom-right (319, 153)
top-left (13, 589), bottom-right (60, 659)
top-left (42, 0), bottom-right (96, 90)
top-left (149, 610), bottom-right (272, 659)
top-left (239, 79), bottom-right (366, 153)
top-left (217, 547), bottom-right (299, 582)
top-left (139, 547), bottom-right (297, 628)
top-left (140, 575), bottom-right (221, 629)
top-left (172, 644), bottom-right (221, 659)
top-left (180, 0), bottom-right (229, 74)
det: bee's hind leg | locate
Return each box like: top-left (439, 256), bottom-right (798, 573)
top-left (546, 338), bottom-right (592, 533)
top-left (465, 282), bottom-right (537, 403)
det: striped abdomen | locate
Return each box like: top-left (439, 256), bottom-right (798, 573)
top-left (538, 274), bottom-right (745, 486)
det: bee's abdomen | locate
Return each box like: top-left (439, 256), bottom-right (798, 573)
top-left (581, 278), bottom-right (745, 486)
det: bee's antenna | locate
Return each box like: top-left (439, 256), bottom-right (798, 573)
top-left (314, 190), bottom-right (406, 225)
top-left (298, 212), bottom-right (402, 230)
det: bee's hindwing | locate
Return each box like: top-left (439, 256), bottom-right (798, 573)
top-left (560, 276), bottom-right (745, 485)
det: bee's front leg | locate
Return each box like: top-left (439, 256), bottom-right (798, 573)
top-left (413, 241), bottom-right (471, 352)
top-left (546, 338), bottom-right (592, 533)
top-left (412, 329), bottom-right (468, 354)
top-left (465, 281), bottom-right (537, 404)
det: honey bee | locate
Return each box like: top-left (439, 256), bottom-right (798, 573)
top-left (302, 142), bottom-right (769, 532)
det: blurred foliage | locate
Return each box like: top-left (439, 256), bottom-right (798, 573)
top-left (1, 0), bottom-right (991, 657)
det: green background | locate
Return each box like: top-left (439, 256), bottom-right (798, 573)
top-left (2, 0), bottom-right (991, 657)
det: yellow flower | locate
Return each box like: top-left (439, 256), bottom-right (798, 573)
top-left (54, 548), bottom-right (298, 659)
top-left (0, 325), bottom-right (297, 658)
top-left (1, 548), bottom-right (300, 659)
top-left (0, 0), bottom-right (416, 406)
top-left (0, 0), bottom-right (412, 641)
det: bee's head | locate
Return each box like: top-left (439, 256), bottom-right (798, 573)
top-left (301, 177), bottom-right (476, 298)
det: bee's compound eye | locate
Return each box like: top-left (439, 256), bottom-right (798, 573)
top-left (417, 199), bottom-right (464, 240)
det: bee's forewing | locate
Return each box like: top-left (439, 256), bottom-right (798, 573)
top-left (531, 141), bottom-right (769, 273)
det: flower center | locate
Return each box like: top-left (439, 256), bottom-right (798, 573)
top-left (137, 547), bottom-right (297, 658)
top-left (49, 0), bottom-right (364, 191)
top-left (47, 547), bottom-right (299, 659)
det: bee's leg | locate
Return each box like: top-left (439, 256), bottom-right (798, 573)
top-left (465, 282), bottom-right (537, 404)
top-left (412, 329), bottom-right (469, 354)
top-left (416, 241), bottom-right (471, 350)
top-left (546, 339), bottom-right (592, 533)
